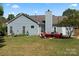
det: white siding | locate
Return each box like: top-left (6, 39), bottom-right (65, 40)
top-left (45, 10), bottom-right (52, 33)
top-left (52, 26), bottom-right (62, 33)
top-left (62, 27), bottom-right (66, 36)
top-left (56, 27), bottom-right (62, 33)
top-left (52, 26), bottom-right (74, 36)
top-left (7, 15), bottom-right (40, 35)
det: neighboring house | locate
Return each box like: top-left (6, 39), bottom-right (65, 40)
top-left (6, 10), bottom-right (74, 36)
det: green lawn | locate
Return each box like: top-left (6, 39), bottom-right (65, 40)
top-left (0, 36), bottom-right (79, 56)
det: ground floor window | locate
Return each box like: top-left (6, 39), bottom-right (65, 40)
top-left (23, 26), bottom-right (25, 34)
top-left (54, 27), bottom-right (56, 33)
top-left (10, 26), bottom-right (13, 35)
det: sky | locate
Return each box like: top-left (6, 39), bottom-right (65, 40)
top-left (2, 3), bottom-right (79, 18)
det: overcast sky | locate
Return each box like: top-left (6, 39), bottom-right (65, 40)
top-left (2, 3), bottom-right (79, 17)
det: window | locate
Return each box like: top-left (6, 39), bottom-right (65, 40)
top-left (42, 20), bottom-right (45, 23)
top-left (31, 25), bottom-right (34, 28)
top-left (10, 26), bottom-right (13, 34)
top-left (23, 26), bottom-right (25, 34)
top-left (54, 27), bottom-right (56, 33)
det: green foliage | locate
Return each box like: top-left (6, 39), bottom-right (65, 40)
top-left (58, 8), bottom-right (79, 37)
top-left (7, 14), bottom-right (15, 21)
top-left (59, 8), bottom-right (79, 27)
top-left (0, 16), bottom-right (6, 24)
top-left (0, 16), bottom-right (7, 35)
top-left (0, 5), bottom-right (6, 35)
top-left (26, 31), bottom-right (29, 36)
top-left (63, 8), bottom-right (77, 17)
top-left (0, 24), bottom-right (6, 35)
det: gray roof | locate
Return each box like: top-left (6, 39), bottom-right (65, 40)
top-left (30, 15), bottom-right (66, 25)
top-left (7, 13), bottom-right (66, 25)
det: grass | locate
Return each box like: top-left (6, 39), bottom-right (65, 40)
top-left (0, 36), bottom-right (79, 56)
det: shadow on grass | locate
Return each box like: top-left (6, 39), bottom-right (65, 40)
top-left (0, 36), bottom-right (5, 48)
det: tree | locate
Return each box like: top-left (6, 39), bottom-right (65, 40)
top-left (62, 8), bottom-right (79, 27)
top-left (59, 8), bottom-right (79, 38)
top-left (0, 4), bottom-right (5, 48)
top-left (0, 5), bottom-right (4, 16)
top-left (7, 14), bottom-right (15, 21)
top-left (0, 16), bottom-right (7, 35)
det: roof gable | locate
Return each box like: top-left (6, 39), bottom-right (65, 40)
top-left (7, 13), bottom-right (39, 25)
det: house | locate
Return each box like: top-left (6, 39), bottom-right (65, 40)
top-left (6, 13), bottom-right (41, 35)
top-left (6, 10), bottom-right (74, 36)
